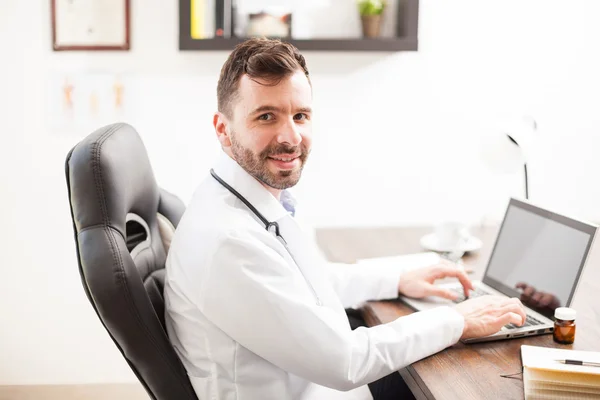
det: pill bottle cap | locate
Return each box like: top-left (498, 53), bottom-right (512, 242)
top-left (555, 307), bottom-right (576, 321)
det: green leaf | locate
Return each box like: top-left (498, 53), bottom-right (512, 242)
top-left (357, 0), bottom-right (385, 16)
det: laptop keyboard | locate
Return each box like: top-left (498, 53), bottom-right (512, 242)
top-left (451, 287), bottom-right (489, 303)
top-left (449, 287), bottom-right (544, 329)
top-left (504, 315), bottom-right (544, 329)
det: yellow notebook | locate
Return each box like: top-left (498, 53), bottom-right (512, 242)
top-left (521, 345), bottom-right (600, 399)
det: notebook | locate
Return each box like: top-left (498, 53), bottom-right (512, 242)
top-left (521, 345), bottom-right (600, 399)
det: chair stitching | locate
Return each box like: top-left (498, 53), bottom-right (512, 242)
top-left (91, 124), bottom-right (119, 227)
top-left (79, 223), bottom-right (125, 241)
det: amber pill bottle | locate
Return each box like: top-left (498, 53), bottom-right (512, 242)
top-left (553, 307), bottom-right (576, 344)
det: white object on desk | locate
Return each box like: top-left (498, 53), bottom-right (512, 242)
top-left (356, 251), bottom-right (441, 271)
top-left (420, 233), bottom-right (482, 253)
top-left (521, 345), bottom-right (600, 399)
top-left (356, 251), bottom-right (472, 275)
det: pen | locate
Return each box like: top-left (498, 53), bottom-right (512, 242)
top-left (555, 359), bottom-right (600, 367)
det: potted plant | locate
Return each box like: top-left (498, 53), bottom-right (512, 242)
top-left (358, 0), bottom-right (385, 38)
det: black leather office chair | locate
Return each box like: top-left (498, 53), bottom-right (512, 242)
top-left (65, 122), bottom-right (199, 400)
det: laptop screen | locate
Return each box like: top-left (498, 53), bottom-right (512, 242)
top-left (483, 199), bottom-right (596, 318)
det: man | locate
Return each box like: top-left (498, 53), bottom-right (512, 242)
top-left (164, 38), bottom-right (527, 400)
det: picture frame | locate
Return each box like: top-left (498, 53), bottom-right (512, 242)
top-left (51, 0), bottom-right (131, 51)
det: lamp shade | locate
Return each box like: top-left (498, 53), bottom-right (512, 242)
top-left (479, 132), bottom-right (526, 174)
top-left (479, 115), bottom-right (538, 174)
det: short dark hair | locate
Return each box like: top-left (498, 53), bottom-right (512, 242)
top-left (217, 37), bottom-right (310, 118)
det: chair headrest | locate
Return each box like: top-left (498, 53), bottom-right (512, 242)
top-left (68, 123), bottom-right (160, 239)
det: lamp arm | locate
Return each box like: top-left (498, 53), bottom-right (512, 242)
top-left (507, 134), bottom-right (529, 200)
top-left (524, 163), bottom-right (529, 200)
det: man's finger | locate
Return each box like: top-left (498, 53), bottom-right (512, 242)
top-left (434, 266), bottom-right (474, 296)
top-left (500, 300), bottom-right (527, 325)
top-left (492, 299), bottom-right (524, 317)
top-left (428, 285), bottom-right (459, 301)
top-left (495, 312), bottom-right (524, 328)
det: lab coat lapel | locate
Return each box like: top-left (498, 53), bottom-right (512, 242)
top-left (277, 215), bottom-right (319, 269)
top-left (276, 215), bottom-right (343, 309)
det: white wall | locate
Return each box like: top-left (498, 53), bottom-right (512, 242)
top-left (1, 0), bottom-right (600, 385)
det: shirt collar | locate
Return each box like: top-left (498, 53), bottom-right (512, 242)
top-left (212, 152), bottom-right (291, 222)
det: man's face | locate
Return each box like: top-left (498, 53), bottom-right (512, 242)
top-left (217, 70), bottom-right (313, 191)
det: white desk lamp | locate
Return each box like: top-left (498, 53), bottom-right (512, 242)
top-left (480, 116), bottom-right (538, 199)
top-left (422, 116), bottom-right (537, 259)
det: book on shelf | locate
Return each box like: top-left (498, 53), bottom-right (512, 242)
top-left (191, 0), bottom-right (235, 39)
top-left (215, 0), bottom-right (234, 38)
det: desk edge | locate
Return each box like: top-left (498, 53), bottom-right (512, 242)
top-left (361, 302), bottom-right (382, 327)
top-left (361, 302), bottom-right (435, 400)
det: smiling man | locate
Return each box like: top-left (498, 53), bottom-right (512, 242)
top-left (164, 38), bottom-right (526, 400)
top-left (220, 66), bottom-right (311, 195)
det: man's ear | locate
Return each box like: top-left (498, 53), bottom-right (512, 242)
top-left (214, 112), bottom-right (232, 147)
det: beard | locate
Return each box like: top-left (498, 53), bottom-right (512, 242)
top-left (230, 132), bottom-right (309, 190)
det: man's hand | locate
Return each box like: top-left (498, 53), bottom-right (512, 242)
top-left (397, 261), bottom-right (474, 300)
top-left (455, 296), bottom-right (526, 340)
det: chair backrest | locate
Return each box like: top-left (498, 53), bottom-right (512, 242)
top-left (65, 123), bottom-right (198, 400)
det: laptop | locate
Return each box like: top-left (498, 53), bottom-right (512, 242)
top-left (402, 198), bottom-right (598, 343)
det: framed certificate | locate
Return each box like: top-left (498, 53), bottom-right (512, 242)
top-left (51, 0), bottom-right (130, 51)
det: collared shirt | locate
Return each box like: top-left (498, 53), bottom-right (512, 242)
top-left (164, 152), bottom-right (465, 400)
top-left (280, 189), bottom-right (297, 216)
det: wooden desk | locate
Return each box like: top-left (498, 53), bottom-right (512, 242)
top-left (315, 226), bottom-right (600, 400)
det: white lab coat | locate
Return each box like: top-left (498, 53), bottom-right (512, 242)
top-left (164, 153), bottom-right (465, 400)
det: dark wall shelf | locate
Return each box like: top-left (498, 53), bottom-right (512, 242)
top-left (179, 0), bottom-right (419, 52)
top-left (179, 37), bottom-right (418, 52)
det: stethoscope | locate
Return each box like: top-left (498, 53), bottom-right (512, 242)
top-left (210, 168), bottom-right (322, 306)
top-left (210, 169), bottom-right (287, 244)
